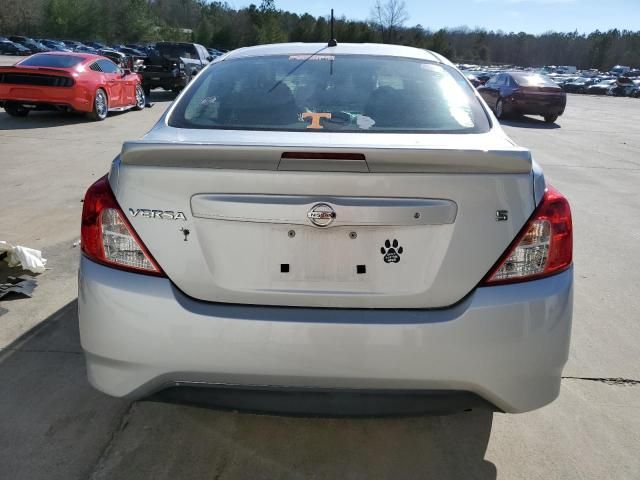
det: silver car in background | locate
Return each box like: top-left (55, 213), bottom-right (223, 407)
top-left (79, 43), bottom-right (573, 415)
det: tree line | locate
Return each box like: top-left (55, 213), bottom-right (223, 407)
top-left (1, 0), bottom-right (639, 70)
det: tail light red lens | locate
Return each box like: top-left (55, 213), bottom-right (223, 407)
top-left (81, 175), bottom-right (165, 276)
top-left (481, 186), bottom-right (572, 285)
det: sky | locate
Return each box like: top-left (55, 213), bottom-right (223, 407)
top-left (229, 0), bottom-right (640, 35)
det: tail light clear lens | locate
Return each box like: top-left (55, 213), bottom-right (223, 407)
top-left (81, 176), bottom-right (164, 276)
top-left (482, 186), bottom-right (572, 285)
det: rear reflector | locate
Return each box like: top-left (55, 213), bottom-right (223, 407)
top-left (81, 175), bottom-right (164, 276)
top-left (481, 186), bottom-right (572, 285)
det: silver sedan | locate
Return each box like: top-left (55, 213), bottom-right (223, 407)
top-left (78, 42), bottom-right (573, 415)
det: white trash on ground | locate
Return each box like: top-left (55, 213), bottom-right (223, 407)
top-left (0, 241), bottom-right (47, 274)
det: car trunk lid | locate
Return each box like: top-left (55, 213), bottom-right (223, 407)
top-left (516, 85), bottom-right (566, 108)
top-left (111, 131), bottom-right (536, 309)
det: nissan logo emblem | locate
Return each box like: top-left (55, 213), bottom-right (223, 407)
top-left (307, 203), bottom-right (336, 227)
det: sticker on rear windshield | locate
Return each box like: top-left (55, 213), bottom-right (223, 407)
top-left (300, 111), bottom-right (331, 129)
top-left (381, 239), bottom-right (403, 263)
top-left (200, 96), bottom-right (217, 106)
top-left (298, 111), bottom-right (376, 130)
top-left (289, 55), bottom-right (335, 61)
top-left (356, 115), bottom-right (375, 130)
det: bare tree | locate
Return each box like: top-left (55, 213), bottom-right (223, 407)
top-left (370, 0), bottom-right (409, 43)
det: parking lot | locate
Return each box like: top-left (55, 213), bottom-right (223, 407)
top-left (1, 52), bottom-right (639, 479)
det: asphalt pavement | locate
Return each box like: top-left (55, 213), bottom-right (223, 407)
top-left (0, 57), bottom-right (638, 479)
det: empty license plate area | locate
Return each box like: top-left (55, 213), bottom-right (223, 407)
top-left (194, 219), bottom-right (454, 296)
top-left (189, 193), bottom-right (457, 299)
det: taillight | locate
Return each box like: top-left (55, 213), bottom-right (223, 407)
top-left (81, 175), bottom-right (165, 276)
top-left (481, 186), bottom-right (572, 285)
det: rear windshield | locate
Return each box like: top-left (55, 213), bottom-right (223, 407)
top-left (154, 43), bottom-right (197, 60)
top-left (169, 55), bottom-right (490, 133)
top-left (511, 73), bottom-right (558, 87)
top-left (19, 54), bottom-right (83, 68)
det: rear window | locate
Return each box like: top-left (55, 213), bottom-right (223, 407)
top-left (154, 43), bottom-right (197, 60)
top-left (169, 55), bottom-right (490, 133)
top-left (19, 54), bottom-right (83, 68)
top-left (511, 73), bottom-right (558, 87)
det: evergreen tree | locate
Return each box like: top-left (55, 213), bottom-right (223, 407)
top-left (2, 0), bottom-right (637, 70)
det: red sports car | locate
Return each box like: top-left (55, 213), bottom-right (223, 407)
top-left (0, 52), bottom-right (145, 120)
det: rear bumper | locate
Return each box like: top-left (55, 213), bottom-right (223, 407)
top-left (150, 385), bottom-right (491, 416)
top-left (506, 96), bottom-right (566, 116)
top-left (141, 73), bottom-right (187, 90)
top-left (0, 85), bottom-right (92, 112)
top-left (508, 103), bottom-right (565, 116)
top-left (78, 256), bottom-right (573, 413)
top-left (517, 108), bottom-right (565, 117)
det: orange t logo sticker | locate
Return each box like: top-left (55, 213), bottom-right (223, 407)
top-left (301, 112), bottom-right (331, 129)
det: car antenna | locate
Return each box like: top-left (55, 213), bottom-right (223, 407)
top-left (328, 9), bottom-right (337, 47)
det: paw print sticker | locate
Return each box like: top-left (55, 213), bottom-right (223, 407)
top-left (381, 239), bottom-right (404, 264)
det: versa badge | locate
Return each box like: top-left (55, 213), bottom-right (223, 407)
top-left (129, 208), bottom-right (186, 221)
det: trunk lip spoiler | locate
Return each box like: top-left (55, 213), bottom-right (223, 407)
top-left (0, 66), bottom-right (75, 76)
top-left (120, 140), bottom-right (532, 174)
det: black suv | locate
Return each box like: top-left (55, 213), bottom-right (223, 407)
top-left (140, 42), bottom-right (213, 95)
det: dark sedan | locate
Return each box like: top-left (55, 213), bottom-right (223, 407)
top-left (74, 45), bottom-right (99, 54)
top-left (477, 72), bottom-right (566, 123)
top-left (62, 40), bottom-right (84, 49)
top-left (585, 79), bottom-right (616, 95)
top-left (85, 41), bottom-right (107, 50)
top-left (610, 77), bottom-right (639, 97)
top-left (563, 77), bottom-right (598, 93)
top-left (8, 36), bottom-right (49, 53)
top-left (40, 40), bottom-right (73, 52)
top-left (0, 40), bottom-right (31, 55)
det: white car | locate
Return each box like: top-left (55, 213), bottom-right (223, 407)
top-left (79, 43), bottom-right (573, 415)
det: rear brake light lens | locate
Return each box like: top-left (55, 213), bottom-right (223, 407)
top-left (482, 186), bottom-right (572, 285)
top-left (81, 176), bottom-right (164, 276)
